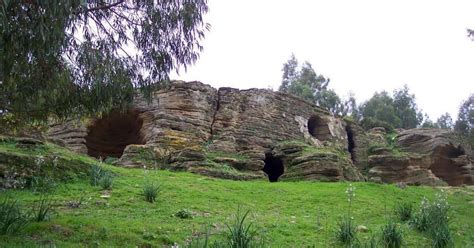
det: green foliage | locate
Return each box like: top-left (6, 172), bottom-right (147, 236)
top-left (89, 163), bottom-right (114, 189)
top-left (436, 113), bottom-right (453, 129)
top-left (429, 222), bottom-right (454, 248)
top-left (99, 173), bottom-right (114, 190)
top-left (380, 221), bottom-right (404, 248)
top-left (335, 215), bottom-right (357, 245)
top-left (143, 181), bottom-right (161, 203)
top-left (0, 0), bottom-right (209, 125)
top-left (361, 117), bottom-right (395, 132)
top-left (31, 195), bottom-right (55, 222)
top-left (225, 208), bottom-right (265, 248)
top-left (175, 209), bottom-right (193, 219)
top-left (89, 164), bottom-right (106, 186)
top-left (29, 176), bottom-right (57, 193)
top-left (103, 157), bottom-right (119, 164)
top-left (0, 196), bottom-right (29, 234)
top-left (2, 144), bottom-right (474, 247)
top-left (356, 236), bottom-right (379, 248)
top-left (394, 202), bottom-right (414, 222)
top-left (278, 54), bottom-right (353, 116)
top-left (411, 192), bottom-right (453, 247)
top-left (360, 85), bottom-right (423, 130)
top-left (421, 114), bottom-right (439, 129)
top-left (454, 94), bottom-right (474, 147)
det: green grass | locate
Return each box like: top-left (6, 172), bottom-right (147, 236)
top-left (1, 140), bottom-right (474, 247)
top-left (0, 165), bottom-right (473, 247)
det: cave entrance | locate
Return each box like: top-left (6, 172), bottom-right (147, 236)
top-left (346, 126), bottom-right (356, 163)
top-left (263, 153), bottom-right (284, 182)
top-left (307, 115), bottom-right (331, 141)
top-left (429, 146), bottom-right (469, 186)
top-left (85, 109), bottom-right (145, 159)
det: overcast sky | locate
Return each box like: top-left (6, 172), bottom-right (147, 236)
top-left (171, 0), bottom-right (474, 120)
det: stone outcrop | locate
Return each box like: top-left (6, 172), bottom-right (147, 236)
top-left (45, 81), bottom-right (474, 185)
top-left (47, 81), bottom-right (362, 182)
top-left (368, 129), bottom-right (473, 186)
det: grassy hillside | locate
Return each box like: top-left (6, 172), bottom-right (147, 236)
top-left (0, 141), bottom-right (474, 247)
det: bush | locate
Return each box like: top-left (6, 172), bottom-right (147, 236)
top-left (226, 209), bottom-right (255, 248)
top-left (380, 221), bottom-right (403, 248)
top-left (143, 181), bottom-right (161, 203)
top-left (31, 195), bottom-right (54, 222)
top-left (411, 192), bottom-right (453, 247)
top-left (335, 215), bottom-right (357, 245)
top-left (0, 196), bottom-right (29, 234)
top-left (394, 202), bottom-right (413, 222)
top-left (356, 236), bottom-right (379, 248)
top-left (89, 164), bottom-right (106, 186)
top-left (29, 176), bottom-right (57, 193)
top-left (224, 208), bottom-right (266, 248)
top-left (99, 173), bottom-right (114, 190)
top-left (429, 222), bottom-right (453, 248)
top-left (175, 209), bottom-right (193, 219)
top-left (411, 195), bottom-right (449, 232)
top-left (90, 163), bottom-right (114, 190)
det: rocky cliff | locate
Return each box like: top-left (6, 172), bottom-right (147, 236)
top-left (46, 81), bottom-right (473, 186)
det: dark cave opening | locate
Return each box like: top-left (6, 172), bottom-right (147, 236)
top-left (307, 115), bottom-right (330, 141)
top-left (85, 109), bottom-right (145, 159)
top-left (429, 146), bottom-right (470, 186)
top-left (263, 153), bottom-right (284, 182)
top-left (346, 126), bottom-right (356, 163)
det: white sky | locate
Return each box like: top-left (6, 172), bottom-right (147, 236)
top-left (172, 0), bottom-right (474, 120)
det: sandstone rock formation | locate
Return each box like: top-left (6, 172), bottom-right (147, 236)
top-left (47, 81), bottom-right (362, 182)
top-left (45, 81), bottom-right (474, 185)
top-left (368, 129), bottom-right (473, 186)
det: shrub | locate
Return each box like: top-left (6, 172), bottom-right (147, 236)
top-left (224, 208), bottom-right (266, 248)
top-left (29, 176), bottom-right (57, 193)
top-left (357, 236), bottom-right (379, 248)
top-left (89, 164), bottom-right (105, 186)
top-left (0, 196), bottom-right (29, 234)
top-left (143, 181), bottom-right (161, 203)
top-left (429, 222), bottom-right (453, 248)
top-left (411, 192), bottom-right (453, 247)
top-left (380, 221), bottom-right (403, 248)
top-left (335, 215), bottom-right (357, 245)
top-left (226, 209), bottom-right (255, 248)
top-left (31, 195), bottom-right (54, 222)
top-left (411, 194), bottom-right (449, 232)
top-left (99, 173), bottom-right (114, 190)
top-left (175, 209), bottom-right (193, 219)
top-left (394, 202), bottom-right (413, 222)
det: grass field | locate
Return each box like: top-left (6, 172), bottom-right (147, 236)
top-left (1, 162), bottom-right (474, 247)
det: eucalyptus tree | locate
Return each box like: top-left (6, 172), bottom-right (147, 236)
top-left (0, 0), bottom-right (209, 128)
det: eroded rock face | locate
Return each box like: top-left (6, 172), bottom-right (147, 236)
top-left (47, 81), bottom-right (361, 182)
top-left (368, 129), bottom-right (473, 186)
top-left (46, 81), bottom-right (473, 185)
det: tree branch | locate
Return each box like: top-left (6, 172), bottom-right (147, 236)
top-left (79, 1), bottom-right (125, 13)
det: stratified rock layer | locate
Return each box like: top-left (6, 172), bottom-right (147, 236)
top-left (368, 129), bottom-right (473, 186)
top-left (47, 81), bottom-right (362, 182)
top-left (46, 81), bottom-right (474, 185)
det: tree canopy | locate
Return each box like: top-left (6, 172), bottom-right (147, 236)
top-left (454, 94), bottom-right (474, 146)
top-left (359, 85), bottom-right (423, 130)
top-left (0, 0), bottom-right (209, 127)
top-left (278, 54), bottom-right (351, 116)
